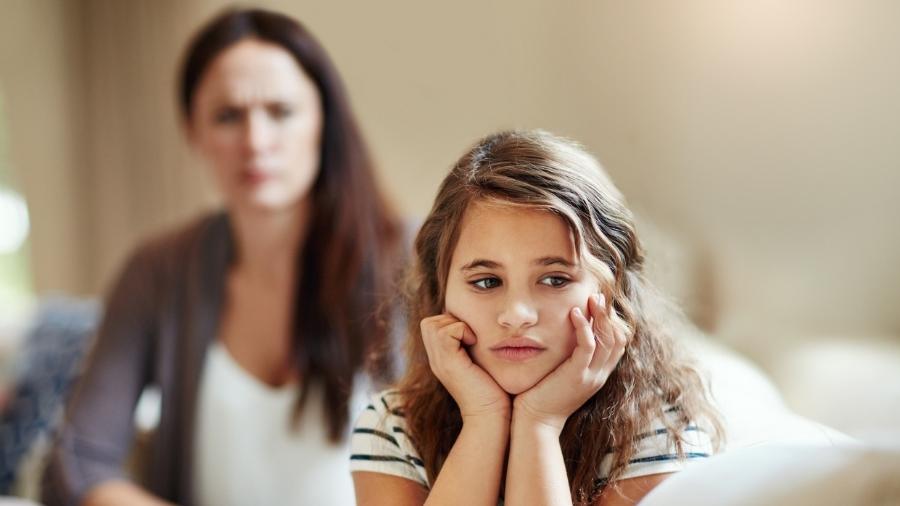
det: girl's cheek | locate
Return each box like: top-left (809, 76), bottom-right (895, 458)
top-left (445, 288), bottom-right (489, 341)
top-left (443, 282), bottom-right (469, 318)
top-left (571, 285), bottom-right (594, 316)
top-left (445, 295), bottom-right (476, 326)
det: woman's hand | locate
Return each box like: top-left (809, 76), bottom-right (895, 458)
top-left (421, 314), bottom-right (511, 419)
top-left (513, 293), bottom-right (627, 432)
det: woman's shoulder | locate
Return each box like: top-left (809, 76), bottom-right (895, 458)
top-left (119, 211), bottom-right (229, 276)
top-left (133, 211), bottom-right (227, 259)
top-left (350, 389), bottom-right (429, 488)
top-left (98, 211), bottom-right (230, 307)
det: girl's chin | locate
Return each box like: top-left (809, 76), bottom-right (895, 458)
top-left (494, 375), bottom-right (542, 396)
top-left (479, 358), bottom-right (563, 396)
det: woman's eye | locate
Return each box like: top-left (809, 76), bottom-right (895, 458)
top-left (471, 277), bottom-right (501, 290)
top-left (269, 103), bottom-right (294, 120)
top-left (214, 107), bottom-right (242, 124)
top-left (539, 276), bottom-right (569, 288)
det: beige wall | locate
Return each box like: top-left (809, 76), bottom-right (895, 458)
top-left (0, 0), bottom-right (88, 294)
top-left (2, 0), bottom-right (899, 349)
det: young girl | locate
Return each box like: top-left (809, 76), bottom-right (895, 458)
top-left (351, 130), bottom-right (722, 505)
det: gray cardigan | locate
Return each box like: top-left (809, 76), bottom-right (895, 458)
top-left (42, 212), bottom-right (240, 505)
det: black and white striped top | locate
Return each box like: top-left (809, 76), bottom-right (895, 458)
top-left (350, 390), bottom-right (713, 489)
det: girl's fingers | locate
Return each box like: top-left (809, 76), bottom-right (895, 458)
top-left (567, 306), bottom-right (597, 370)
top-left (587, 293), bottom-right (611, 370)
top-left (442, 321), bottom-right (477, 347)
top-left (425, 313), bottom-right (476, 345)
top-left (422, 316), bottom-right (477, 364)
top-left (589, 293), bottom-right (610, 341)
top-left (422, 315), bottom-right (459, 361)
top-left (589, 293), bottom-right (627, 374)
top-left (421, 313), bottom-right (457, 333)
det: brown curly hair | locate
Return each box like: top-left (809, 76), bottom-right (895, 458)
top-left (395, 130), bottom-right (723, 503)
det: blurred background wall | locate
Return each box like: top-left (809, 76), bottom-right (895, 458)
top-left (1, 0), bottom-right (898, 361)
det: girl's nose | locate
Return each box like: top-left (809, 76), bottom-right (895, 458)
top-left (497, 295), bottom-right (538, 330)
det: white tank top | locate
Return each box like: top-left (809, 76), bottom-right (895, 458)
top-left (192, 341), bottom-right (363, 505)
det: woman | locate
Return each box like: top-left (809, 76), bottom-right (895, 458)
top-left (351, 130), bottom-right (723, 505)
top-left (43, 8), bottom-right (404, 506)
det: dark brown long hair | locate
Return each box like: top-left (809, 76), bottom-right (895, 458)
top-left (179, 8), bottom-right (403, 442)
top-left (398, 130), bottom-right (722, 502)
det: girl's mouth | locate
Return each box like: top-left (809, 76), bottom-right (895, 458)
top-left (491, 346), bottom-right (545, 361)
top-left (489, 337), bottom-right (547, 362)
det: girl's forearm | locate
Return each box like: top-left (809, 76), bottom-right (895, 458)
top-left (505, 410), bottom-right (572, 505)
top-left (425, 412), bottom-right (510, 506)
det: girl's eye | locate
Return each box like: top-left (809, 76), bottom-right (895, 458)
top-left (471, 277), bottom-right (501, 290)
top-left (539, 276), bottom-right (570, 288)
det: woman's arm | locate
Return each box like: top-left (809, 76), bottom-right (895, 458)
top-left (42, 247), bottom-right (162, 506)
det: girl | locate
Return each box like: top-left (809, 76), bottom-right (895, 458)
top-left (351, 130), bottom-right (722, 505)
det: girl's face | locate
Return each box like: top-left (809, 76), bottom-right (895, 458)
top-left (444, 201), bottom-right (600, 395)
top-left (188, 39), bottom-right (323, 214)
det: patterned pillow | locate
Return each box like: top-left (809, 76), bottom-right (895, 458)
top-left (0, 296), bottom-right (99, 494)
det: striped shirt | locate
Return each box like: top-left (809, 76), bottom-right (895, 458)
top-left (350, 390), bottom-right (713, 489)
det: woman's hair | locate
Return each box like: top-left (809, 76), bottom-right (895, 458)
top-left (398, 130), bottom-right (722, 502)
top-left (179, 8), bottom-right (403, 442)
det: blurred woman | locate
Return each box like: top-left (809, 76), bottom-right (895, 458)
top-left (43, 8), bottom-right (403, 506)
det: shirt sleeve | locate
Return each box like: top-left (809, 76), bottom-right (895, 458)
top-left (41, 245), bottom-right (159, 506)
top-left (599, 407), bottom-right (715, 483)
top-left (350, 391), bottom-right (429, 488)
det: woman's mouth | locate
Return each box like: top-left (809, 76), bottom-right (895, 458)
top-left (240, 168), bottom-right (273, 185)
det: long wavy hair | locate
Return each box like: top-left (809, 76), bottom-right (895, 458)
top-left (397, 130), bottom-right (722, 502)
top-left (179, 8), bottom-right (403, 442)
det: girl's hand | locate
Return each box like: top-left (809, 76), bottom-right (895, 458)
top-left (513, 293), bottom-right (627, 432)
top-left (421, 314), bottom-right (511, 419)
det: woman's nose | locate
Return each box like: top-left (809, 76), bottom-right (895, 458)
top-left (242, 110), bottom-right (273, 153)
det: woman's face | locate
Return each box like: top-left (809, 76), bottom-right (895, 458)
top-left (444, 201), bottom-right (600, 395)
top-left (188, 38), bottom-right (323, 213)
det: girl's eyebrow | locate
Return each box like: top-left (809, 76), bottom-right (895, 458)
top-left (535, 256), bottom-right (575, 267)
top-left (461, 259), bottom-right (501, 271)
top-left (460, 256), bottom-right (575, 271)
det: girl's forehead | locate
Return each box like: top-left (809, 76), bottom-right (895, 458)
top-left (452, 201), bottom-right (578, 265)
